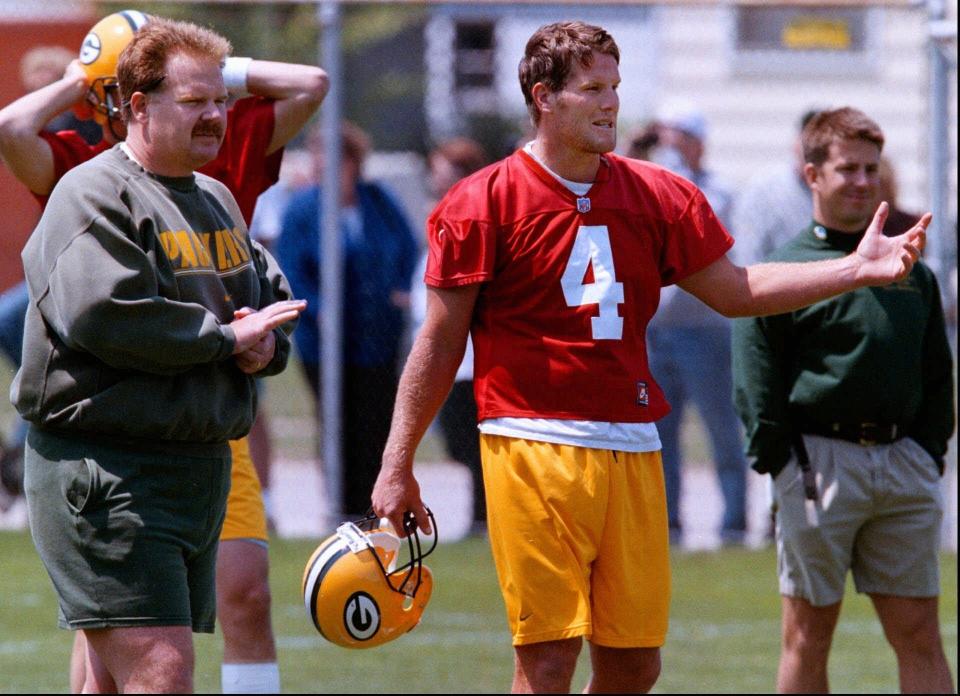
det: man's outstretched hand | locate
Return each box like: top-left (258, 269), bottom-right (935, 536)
top-left (855, 202), bottom-right (930, 285)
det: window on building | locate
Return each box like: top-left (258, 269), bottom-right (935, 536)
top-left (731, 5), bottom-right (878, 76)
top-left (454, 21), bottom-right (495, 89)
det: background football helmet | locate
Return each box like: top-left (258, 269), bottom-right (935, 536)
top-left (302, 511), bottom-right (437, 648)
top-left (77, 10), bottom-right (150, 127)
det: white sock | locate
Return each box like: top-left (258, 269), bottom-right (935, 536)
top-left (221, 662), bottom-right (280, 694)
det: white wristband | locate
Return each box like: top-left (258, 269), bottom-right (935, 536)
top-left (222, 56), bottom-right (252, 95)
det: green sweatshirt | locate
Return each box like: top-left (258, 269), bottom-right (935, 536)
top-left (12, 146), bottom-right (294, 454)
top-left (732, 221), bottom-right (955, 476)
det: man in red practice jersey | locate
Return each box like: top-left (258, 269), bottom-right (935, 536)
top-left (372, 21), bottom-right (928, 693)
top-left (0, 11), bottom-right (327, 694)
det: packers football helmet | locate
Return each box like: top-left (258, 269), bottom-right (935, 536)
top-left (77, 10), bottom-right (151, 127)
top-left (302, 511), bottom-right (437, 649)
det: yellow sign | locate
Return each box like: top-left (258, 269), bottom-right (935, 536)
top-left (782, 16), bottom-right (851, 51)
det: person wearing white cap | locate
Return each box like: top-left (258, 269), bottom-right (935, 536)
top-left (645, 102), bottom-right (748, 546)
top-left (730, 109), bottom-right (819, 268)
top-left (655, 101), bottom-right (733, 220)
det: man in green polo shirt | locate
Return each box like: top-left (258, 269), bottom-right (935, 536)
top-left (733, 107), bottom-right (954, 693)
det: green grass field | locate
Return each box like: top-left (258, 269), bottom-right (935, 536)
top-left (0, 530), bottom-right (954, 694)
top-left (0, 345), bottom-right (956, 692)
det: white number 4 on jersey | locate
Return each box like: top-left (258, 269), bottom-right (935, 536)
top-left (560, 225), bottom-right (624, 340)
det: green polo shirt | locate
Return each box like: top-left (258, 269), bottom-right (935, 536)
top-left (732, 221), bottom-right (954, 476)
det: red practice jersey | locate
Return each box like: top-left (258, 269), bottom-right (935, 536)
top-left (36, 96), bottom-right (281, 226)
top-left (425, 149), bottom-right (733, 423)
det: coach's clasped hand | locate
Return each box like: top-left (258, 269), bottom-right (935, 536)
top-left (231, 300), bottom-right (306, 373)
top-left (231, 300), bottom-right (306, 350)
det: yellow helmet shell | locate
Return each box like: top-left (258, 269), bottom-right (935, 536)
top-left (78, 10), bottom-right (150, 125)
top-left (302, 518), bottom-right (436, 649)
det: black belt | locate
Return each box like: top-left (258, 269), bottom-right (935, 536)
top-left (801, 421), bottom-right (901, 447)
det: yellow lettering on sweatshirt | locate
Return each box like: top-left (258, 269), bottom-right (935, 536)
top-left (198, 232), bottom-right (215, 267)
top-left (159, 228), bottom-right (251, 274)
top-left (216, 229), bottom-right (238, 270)
top-left (228, 227), bottom-right (251, 263)
top-left (195, 233), bottom-right (212, 266)
top-left (173, 231), bottom-right (199, 268)
top-left (213, 230), bottom-right (229, 271)
top-left (160, 231), bottom-right (181, 264)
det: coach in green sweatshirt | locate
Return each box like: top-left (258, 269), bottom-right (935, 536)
top-left (13, 145), bottom-right (297, 444)
top-left (733, 108), bottom-right (954, 694)
top-left (11, 19), bottom-right (305, 693)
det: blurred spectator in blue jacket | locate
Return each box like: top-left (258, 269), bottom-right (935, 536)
top-left (278, 121), bottom-right (417, 516)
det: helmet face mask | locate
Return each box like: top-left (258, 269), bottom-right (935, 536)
top-left (302, 511), bottom-right (437, 649)
top-left (369, 516), bottom-right (434, 599)
top-left (85, 76), bottom-right (121, 124)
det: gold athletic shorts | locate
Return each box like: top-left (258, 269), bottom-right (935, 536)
top-left (220, 437), bottom-right (268, 543)
top-left (480, 434), bottom-right (670, 647)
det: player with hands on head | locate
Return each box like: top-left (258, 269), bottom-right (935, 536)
top-left (0, 10), bottom-right (325, 695)
top-left (372, 20), bottom-right (927, 694)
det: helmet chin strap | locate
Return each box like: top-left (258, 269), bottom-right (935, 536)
top-left (86, 82), bottom-right (125, 143)
top-left (104, 88), bottom-right (125, 142)
top-left (106, 116), bottom-right (125, 143)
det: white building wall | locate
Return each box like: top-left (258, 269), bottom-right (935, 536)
top-left (427, 5), bottom-right (660, 140)
top-left (491, 5), bottom-right (660, 129)
top-left (426, 2), bottom-right (956, 218)
top-left (656, 4), bottom-right (941, 214)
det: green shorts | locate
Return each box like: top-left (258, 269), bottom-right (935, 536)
top-left (774, 435), bottom-right (943, 607)
top-left (24, 427), bottom-right (231, 633)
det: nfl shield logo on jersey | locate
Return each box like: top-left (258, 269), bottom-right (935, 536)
top-left (576, 197), bottom-right (591, 213)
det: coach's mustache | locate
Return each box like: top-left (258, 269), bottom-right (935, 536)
top-left (192, 121), bottom-right (223, 139)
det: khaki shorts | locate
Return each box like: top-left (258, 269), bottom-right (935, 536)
top-left (480, 434), bottom-right (670, 648)
top-left (220, 437), bottom-right (268, 543)
top-left (24, 427), bottom-right (231, 633)
top-left (774, 435), bottom-right (943, 607)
